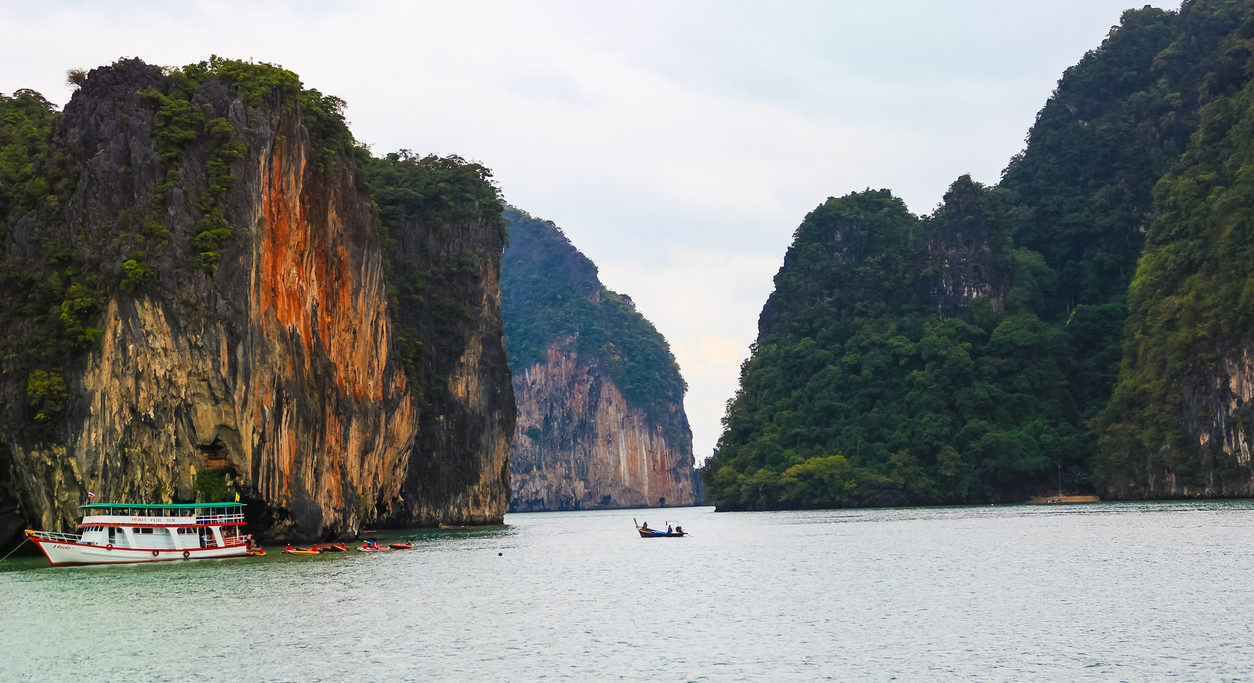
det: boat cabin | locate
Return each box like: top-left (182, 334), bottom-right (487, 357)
top-left (75, 502), bottom-right (247, 551)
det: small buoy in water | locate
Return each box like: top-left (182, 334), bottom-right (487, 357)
top-left (498, 552), bottom-right (502, 556)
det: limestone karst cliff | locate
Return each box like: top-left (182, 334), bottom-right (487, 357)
top-left (501, 209), bottom-right (694, 511)
top-left (510, 336), bottom-right (693, 510)
top-left (364, 153), bottom-right (514, 525)
top-left (0, 58), bottom-right (513, 545)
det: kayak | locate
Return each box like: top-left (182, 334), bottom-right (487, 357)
top-left (389, 543), bottom-right (413, 550)
top-left (283, 547), bottom-right (318, 555)
top-left (246, 548), bottom-right (266, 556)
top-left (357, 545), bottom-right (390, 552)
top-left (319, 544), bottom-right (347, 552)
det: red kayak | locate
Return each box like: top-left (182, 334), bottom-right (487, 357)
top-left (389, 543), bottom-right (413, 550)
top-left (357, 542), bottom-right (390, 552)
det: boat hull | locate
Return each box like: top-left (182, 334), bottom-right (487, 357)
top-left (29, 538), bottom-right (248, 566)
top-left (637, 529), bottom-right (686, 538)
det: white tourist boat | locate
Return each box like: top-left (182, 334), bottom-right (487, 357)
top-left (26, 502), bottom-right (252, 566)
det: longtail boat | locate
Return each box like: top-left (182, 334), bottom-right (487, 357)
top-left (634, 518), bottom-right (686, 538)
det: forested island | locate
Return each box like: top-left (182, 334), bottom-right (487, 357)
top-left (703, 0), bottom-right (1254, 509)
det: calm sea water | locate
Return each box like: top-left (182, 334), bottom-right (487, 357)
top-left (2, 501), bottom-right (1253, 681)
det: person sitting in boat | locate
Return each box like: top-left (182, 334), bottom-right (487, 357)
top-left (675, 526), bottom-right (683, 535)
top-left (641, 521), bottom-right (650, 531)
top-left (666, 523), bottom-right (672, 533)
top-left (284, 544), bottom-right (293, 552)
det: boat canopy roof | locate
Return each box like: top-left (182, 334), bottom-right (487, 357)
top-left (80, 502), bottom-right (244, 510)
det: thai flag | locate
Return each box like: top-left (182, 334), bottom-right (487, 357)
top-left (87, 492), bottom-right (96, 498)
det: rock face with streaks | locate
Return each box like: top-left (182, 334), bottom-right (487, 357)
top-left (0, 58), bottom-right (512, 544)
top-left (509, 337), bottom-right (694, 511)
top-left (500, 209), bottom-right (694, 511)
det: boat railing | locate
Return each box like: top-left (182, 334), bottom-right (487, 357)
top-left (198, 535), bottom-right (247, 548)
top-left (194, 513), bottom-right (245, 525)
top-left (28, 530), bottom-right (79, 543)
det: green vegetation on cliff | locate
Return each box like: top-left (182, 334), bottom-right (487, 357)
top-left (0, 89), bottom-right (92, 434)
top-left (0, 57), bottom-right (361, 436)
top-left (707, 183), bottom-right (1085, 508)
top-left (363, 150), bottom-right (505, 393)
top-left (500, 208), bottom-right (687, 433)
top-left (361, 150), bottom-right (514, 519)
top-left (0, 89), bottom-right (61, 229)
top-left (1097, 46), bottom-right (1254, 495)
top-left (705, 0), bottom-right (1254, 509)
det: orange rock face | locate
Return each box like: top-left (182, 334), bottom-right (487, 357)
top-left (233, 118), bottom-right (416, 535)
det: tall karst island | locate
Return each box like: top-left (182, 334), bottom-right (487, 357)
top-left (501, 209), bottom-right (696, 511)
top-left (704, 0), bottom-right (1254, 510)
top-left (0, 58), bottom-right (514, 545)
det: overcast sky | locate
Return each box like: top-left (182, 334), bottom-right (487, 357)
top-left (4, 1), bottom-right (1173, 465)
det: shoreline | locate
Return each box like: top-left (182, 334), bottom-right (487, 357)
top-left (1025, 495), bottom-right (1102, 504)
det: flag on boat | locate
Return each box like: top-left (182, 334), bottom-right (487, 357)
top-left (87, 492), bottom-right (96, 498)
